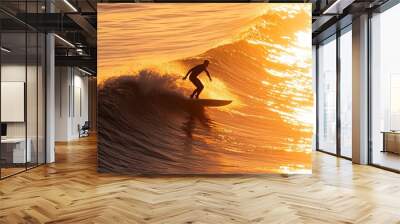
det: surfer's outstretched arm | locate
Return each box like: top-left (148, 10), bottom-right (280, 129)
top-left (183, 67), bottom-right (194, 80)
top-left (205, 69), bottom-right (212, 81)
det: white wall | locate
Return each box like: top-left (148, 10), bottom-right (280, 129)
top-left (1, 64), bottom-right (25, 81)
top-left (55, 67), bottom-right (89, 141)
top-left (1, 63), bottom-right (46, 164)
top-left (55, 66), bottom-right (70, 141)
top-left (1, 65), bottom-right (26, 141)
top-left (1, 65), bottom-right (31, 138)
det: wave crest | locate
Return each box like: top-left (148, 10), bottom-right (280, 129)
top-left (98, 69), bottom-right (209, 124)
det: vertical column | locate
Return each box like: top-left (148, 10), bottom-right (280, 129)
top-left (312, 45), bottom-right (317, 151)
top-left (46, 0), bottom-right (55, 163)
top-left (352, 14), bottom-right (369, 164)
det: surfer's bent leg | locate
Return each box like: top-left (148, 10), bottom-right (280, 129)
top-left (190, 89), bottom-right (197, 99)
top-left (195, 80), bottom-right (204, 99)
top-left (190, 77), bottom-right (203, 99)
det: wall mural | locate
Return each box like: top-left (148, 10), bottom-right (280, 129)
top-left (97, 3), bottom-right (313, 174)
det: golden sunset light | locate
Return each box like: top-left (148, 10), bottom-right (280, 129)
top-left (98, 3), bottom-right (313, 174)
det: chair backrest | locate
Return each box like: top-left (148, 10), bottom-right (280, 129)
top-left (82, 121), bottom-right (90, 129)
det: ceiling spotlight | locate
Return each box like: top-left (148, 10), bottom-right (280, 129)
top-left (76, 48), bottom-right (85, 55)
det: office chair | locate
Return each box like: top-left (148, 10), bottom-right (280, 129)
top-left (79, 121), bottom-right (90, 138)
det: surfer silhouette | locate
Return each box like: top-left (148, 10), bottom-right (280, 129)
top-left (183, 60), bottom-right (212, 99)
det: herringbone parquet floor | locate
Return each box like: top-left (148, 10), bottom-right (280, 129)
top-left (1, 135), bottom-right (400, 224)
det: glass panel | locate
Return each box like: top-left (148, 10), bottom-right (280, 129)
top-left (318, 37), bottom-right (337, 154)
top-left (371, 5), bottom-right (400, 171)
top-left (26, 0), bottom-right (39, 169)
top-left (38, 32), bottom-right (45, 165)
top-left (27, 30), bottom-right (38, 169)
top-left (340, 29), bottom-right (352, 158)
top-left (1, 30), bottom-right (27, 177)
top-left (312, 45), bottom-right (317, 151)
top-left (0, 1), bottom-right (46, 178)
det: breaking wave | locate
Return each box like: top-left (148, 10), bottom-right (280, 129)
top-left (98, 8), bottom-right (313, 174)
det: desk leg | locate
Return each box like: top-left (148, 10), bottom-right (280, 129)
top-left (382, 133), bottom-right (386, 152)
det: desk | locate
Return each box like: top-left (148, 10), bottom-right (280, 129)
top-left (1, 138), bottom-right (31, 163)
top-left (382, 131), bottom-right (400, 154)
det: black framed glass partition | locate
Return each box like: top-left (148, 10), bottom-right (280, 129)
top-left (0, 27), bottom-right (28, 178)
top-left (316, 25), bottom-right (353, 159)
top-left (0, 1), bottom-right (46, 179)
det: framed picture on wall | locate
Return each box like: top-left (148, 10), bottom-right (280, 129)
top-left (97, 3), bottom-right (313, 174)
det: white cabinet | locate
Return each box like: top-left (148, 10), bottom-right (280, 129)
top-left (1, 138), bottom-right (32, 163)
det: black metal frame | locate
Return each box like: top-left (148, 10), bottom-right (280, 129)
top-left (336, 22), bottom-right (341, 158)
top-left (0, 0), bottom-right (47, 180)
top-left (315, 22), bottom-right (353, 161)
top-left (315, 44), bottom-right (319, 151)
top-left (0, 14), bottom-right (2, 179)
top-left (367, 10), bottom-right (373, 166)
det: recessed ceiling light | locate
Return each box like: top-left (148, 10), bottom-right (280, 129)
top-left (323, 0), bottom-right (354, 15)
top-left (54, 34), bottom-right (75, 48)
top-left (1, 47), bottom-right (11, 53)
top-left (78, 67), bottom-right (93, 76)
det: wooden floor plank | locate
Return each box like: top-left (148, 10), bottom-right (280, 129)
top-left (0, 135), bottom-right (400, 223)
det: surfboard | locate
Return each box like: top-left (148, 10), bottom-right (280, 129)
top-left (188, 99), bottom-right (232, 107)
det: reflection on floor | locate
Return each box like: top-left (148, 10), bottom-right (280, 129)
top-left (0, 135), bottom-right (400, 223)
top-left (0, 163), bottom-right (43, 179)
top-left (373, 150), bottom-right (400, 171)
top-left (0, 167), bottom-right (25, 178)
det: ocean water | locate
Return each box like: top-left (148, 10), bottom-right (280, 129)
top-left (98, 4), bottom-right (313, 174)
